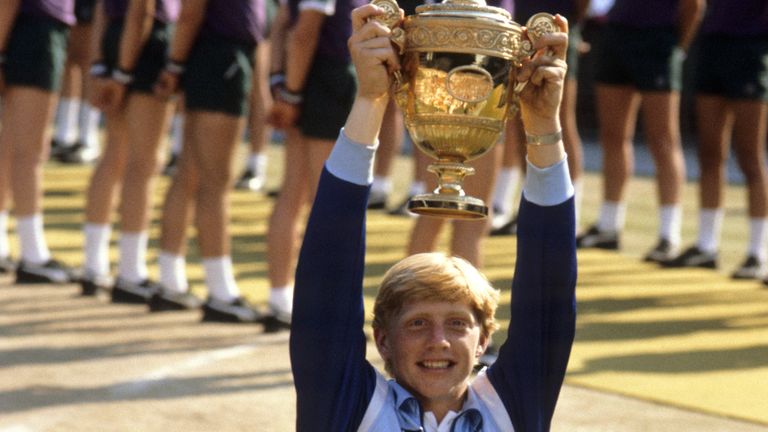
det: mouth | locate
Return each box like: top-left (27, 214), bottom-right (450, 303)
top-left (418, 360), bottom-right (455, 370)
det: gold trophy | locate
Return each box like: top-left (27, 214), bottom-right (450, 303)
top-left (371, 0), bottom-right (557, 218)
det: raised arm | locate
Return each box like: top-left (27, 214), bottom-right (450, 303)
top-left (486, 16), bottom-right (578, 431)
top-left (290, 5), bottom-right (400, 431)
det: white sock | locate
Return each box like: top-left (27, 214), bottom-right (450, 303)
top-left (79, 103), bottom-right (102, 150)
top-left (573, 178), bottom-right (583, 230)
top-left (0, 210), bottom-right (9, 258)
top-left (17, 214), bottom-right (51, 264)
top-left (84, 223), bottom-right (111, 277)
top-left (117, 231), bottom-right (149, 283)
top-left (697, 208), bottom-right (723, 254)
top-left (597, 201), bottom-right (625, 233)
top-left (247, 152), bottom-right (267, 172)
top-left (748, 217), bottom-right (768, 261)
top-left (371, 175), bottom-right (392, 196)
top-left (269, 285), bottom-right (293, 315)
top-left (203, 256), bottom-right (240, 302)
top-left (159, 251), bottom-right (188, 293)
top-left (408, 181), bottom-right (426, 197)
top-left (170, 114), bottom-right (184, 156)
top-left (491, 167), bottom-right (521, 216)
top-left (54, 97), bottom-right (80, 145)
top-left (659, 204), bottom-right (682, 246)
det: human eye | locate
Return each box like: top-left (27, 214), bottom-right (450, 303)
top-left (407, 318), bottom-right (427, 329)
top-left (448, 318), bottom-right (469, 329)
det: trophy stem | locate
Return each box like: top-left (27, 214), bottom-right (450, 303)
top-left (407, 161), bottom-right (488, 219)
top-left (427, 161), bottom-right (474, 196)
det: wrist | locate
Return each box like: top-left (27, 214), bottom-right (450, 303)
top-left (89, 61), bottom-right (108, 77)
top-left (522, 117), bottom-right (561, 136)
top-left (275, 85), bottom-right (303, 105)
top-left (525, 129), bottom-right (562, 146)
top-left (111, 68), bottom-right (134, 85)
top-left (164, 59), bottom-right (185, 75)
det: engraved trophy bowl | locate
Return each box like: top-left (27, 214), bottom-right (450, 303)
top-left (371, 0), bottom-right (556, 218)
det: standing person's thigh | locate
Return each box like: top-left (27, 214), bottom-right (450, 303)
top-left (186, 111), bottom-right (245, 184)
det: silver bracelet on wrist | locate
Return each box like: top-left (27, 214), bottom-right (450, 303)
top-left (89, 62), bottom-right (108, 77)
top-left (165, 60), bottom-right (185, 75)
top-left (525, 129), bottom-right (562, 146)
top-left (111, 68), bottom-right (134, 85)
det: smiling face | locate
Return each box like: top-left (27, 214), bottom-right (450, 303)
top-left (374, 300), bottom-right (489, 414)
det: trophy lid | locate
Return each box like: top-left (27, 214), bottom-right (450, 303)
top-left (415, 0), bottom-right (512, 24)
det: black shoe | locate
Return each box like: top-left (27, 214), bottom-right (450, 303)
top-left (576, 225), bottom-right (619, 250)
top-left (731, 255), bottom-right (767, 280)
top-left (80, 271), bottom-right (113, 296)
top-left (261, 306), bottom-right (291, 333)
top-left (15, 259), bottom-right (77, 284)
top-left (661, 246), bottom-right (718, 269)
top-left (149, 290), bottom-right (203, 312)
top-left (643, 238), bottom-right (679, 264)
top-left (201, 297), bottom-right (267, 323)
top-left (266, 189), bottom-right (280, 198)
top-left (50, 139), bottom-right (73, 160)
top-left (0, 256), bottom-right (16, 274)
top-left (490, 217), bottom-right (518, 236)
top-left (162, 154), bottom-right (178, 177)
top-left (111, 278), bottom-right (161, 304)
top-left (234, 168), bottom-right (266, 192)
top-left (56, 142), bottom-right (98, 164)
top-left (367, 191), bottom-right (388, 210)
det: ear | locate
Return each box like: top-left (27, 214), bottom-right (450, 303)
top-left (475, 333), bottom-right (490, 359)
top-left (374, 327), bottom-right (391, 361)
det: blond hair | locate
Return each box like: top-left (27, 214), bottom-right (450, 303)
top-left (372, 252), bottom-right (500, 338)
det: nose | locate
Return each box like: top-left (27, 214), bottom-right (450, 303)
top-left (427, 325), bottom-right (451, 349)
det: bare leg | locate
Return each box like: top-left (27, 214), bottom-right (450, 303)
top-left (266, 130), bottom-right (333, 288)
top-left (159, 137), bottom-right (198, 255)
top-left (84, 110), bottom-right (129, 224)
top-left (119, 94), bottom-right (175, 232)
top-left (185, 111), bottom-right (245, 257)
top-left (562, 77), bottom-right (582, 182)
top-left (450, 144), bottom-right (501, 267)
top-left (640, 91), bottom-right (685, 206)
top-left (694, 95), bottom-right (732, 210)
top-left (2, 87), bottom-right (59, 217)
top-left (595, 84), bottom-right (641, 203)
top-left (731, 99), bottom-right (768, 218)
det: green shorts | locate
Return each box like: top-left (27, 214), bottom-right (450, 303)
top-left (183, 36), bottom-right (256, 117)
top-left (3, 15), bottom-right (69, 92)
top-left (75, 0), bottom-right (97, 24)
top-left (298, 57), bottom-right (357, 140)
top-left (595, 24), bottom-right (684, 92)
top-left (695, 34), bottom-right (768, 102)
top-left (101, 19), bottom-right (172, 94)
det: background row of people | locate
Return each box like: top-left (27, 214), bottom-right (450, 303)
top-left (0, 0), bottom-right (766, 328)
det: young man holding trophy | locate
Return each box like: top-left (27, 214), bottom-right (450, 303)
top-left (291, 1), bottom-right (576, 431)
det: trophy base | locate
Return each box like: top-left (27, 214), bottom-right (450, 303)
top-left (408, 193), bottom-right (488, 219)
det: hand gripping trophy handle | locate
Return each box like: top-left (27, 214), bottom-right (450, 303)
top-left (369, 0), bottom-right (557, 219)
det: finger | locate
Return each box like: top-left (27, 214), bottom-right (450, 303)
top-left (528, 64), bottom-right (566, 87)
top-left (352, 4), bottom-right (387, 31)
top-left (350, 19), bottom-right (392, 45)
top-left (532, 31), bottom-right (569, 61)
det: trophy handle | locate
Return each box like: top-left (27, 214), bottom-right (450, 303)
top-left (509, 12), bottom-right (558, 112)
top-left (369, 0), bottom-right (407, 90)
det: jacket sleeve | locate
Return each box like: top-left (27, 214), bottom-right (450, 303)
top-left (290, 167), bottom-right (378, 432)
top-left (486, 192), bottom-right (578, 432)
